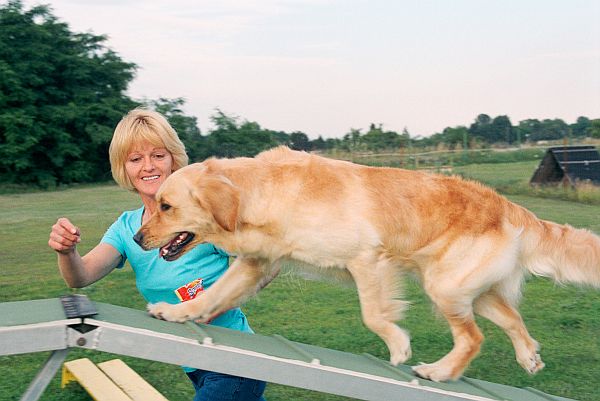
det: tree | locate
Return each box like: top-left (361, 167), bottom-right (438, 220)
top-left (528, 119), bottom-right (569, 141)
top-left (340, 128), bottom-right (362, 152)
top-left (400, 127), bottom-right (412, 149)
top-left (571, 116), bottom-right (591, 137)
top-left (0, 1), bottom-right (137, 186)
top-left (324, 137), bottom-right (339, 150)
top-left (516, 119), bottom-right (542, 143)
top-left (310, 136), bottom-right (326, 151)
top-left (441, 126), bottom-right (469, 149)
top-left (289, 131), bottom-right (310, 151)
top-left (269, 130), bottom-right (291, 147)
top-left (468, 114), bottom-right (493, 143)
top-left (588, 119), bottom-right (600, 138)
top-left (145, 97), bottom-right (206, 162)
top-left (362, 124), bottom-right (403, 151)
top-left (491, 115), bottom-right (514, 144)
top-left (206, 110), bottom-right (278, 157)
top-left (468, 114), bottom-right (515, 144)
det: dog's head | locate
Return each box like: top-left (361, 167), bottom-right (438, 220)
top-left (133, 163), bottom-right (239, 261)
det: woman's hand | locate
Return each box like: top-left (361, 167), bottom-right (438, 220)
top-left (48, 217), bottom-right (81, 254)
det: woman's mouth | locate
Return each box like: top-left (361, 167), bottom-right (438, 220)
top-left (142, 175), bottom-right (160, 181)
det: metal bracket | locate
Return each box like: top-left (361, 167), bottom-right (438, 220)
top-left (67, 326), bottom-right (102, 349)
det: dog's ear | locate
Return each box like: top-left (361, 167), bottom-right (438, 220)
top-left (195, 175), bottom-right (239, 232)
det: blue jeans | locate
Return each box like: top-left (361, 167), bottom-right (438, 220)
top-left (186, 369), bottom-right (266, 401)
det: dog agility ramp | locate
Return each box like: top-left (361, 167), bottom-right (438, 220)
top-left (0, 297), bottom-right (576, 401)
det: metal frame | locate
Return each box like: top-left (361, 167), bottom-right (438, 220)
top-left (19, 349), bottom-right (70, 401)
top-left (1, 318), bottom-right (494, 401)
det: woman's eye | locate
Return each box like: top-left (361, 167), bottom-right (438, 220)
top-left (153, 153), bottom-right (166, 159)
top-left (129, 157), bottom-right (141, 163)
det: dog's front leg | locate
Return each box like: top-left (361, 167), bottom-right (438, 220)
top-left (148, 257), bottom-right (274, 323)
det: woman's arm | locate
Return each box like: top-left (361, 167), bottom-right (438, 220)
top-left (49, 218), bottom-right (123, 288)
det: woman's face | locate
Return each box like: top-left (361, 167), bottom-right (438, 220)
top-left (125, 140), bottom-right (174, 200)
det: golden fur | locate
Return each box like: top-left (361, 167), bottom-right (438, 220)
top-left (136, 146), bottom-right (600, 382)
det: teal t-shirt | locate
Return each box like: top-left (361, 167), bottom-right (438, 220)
top-left (101, 207), bottom-right (253, 371)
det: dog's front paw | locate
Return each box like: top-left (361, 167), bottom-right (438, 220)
top-left (147, 302), bottom-right (189, 323)
top-left (389, 328), bottom-right (412, 365)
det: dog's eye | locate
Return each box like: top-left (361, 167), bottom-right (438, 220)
top-left (160, 203), bottom-right (171, 212)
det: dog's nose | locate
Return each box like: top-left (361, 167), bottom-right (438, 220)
top-left (133, 231), bottom-right (144, 247)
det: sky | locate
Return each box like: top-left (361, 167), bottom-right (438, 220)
top-left (16, 0), bottom-right (600, 139)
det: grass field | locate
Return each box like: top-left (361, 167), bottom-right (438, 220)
top-left (1, 174), bottom-right (599, 401)
top-left (452, 160), bottom-right (600, 206)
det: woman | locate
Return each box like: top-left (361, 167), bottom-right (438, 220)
top-left (48, 108), bottom-right (267, 401)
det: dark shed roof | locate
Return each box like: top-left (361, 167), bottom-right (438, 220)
top-left (530, 145), bottom-right (600, 185)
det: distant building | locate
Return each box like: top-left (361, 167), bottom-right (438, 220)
top-left (530, 145), bottom-right (600, 186)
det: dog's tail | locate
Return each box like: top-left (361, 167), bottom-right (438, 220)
top-left (508, 202), bottom-right (600, 288)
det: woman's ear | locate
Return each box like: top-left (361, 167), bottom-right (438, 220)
top-left (195, 175), bottom-right (239, 232)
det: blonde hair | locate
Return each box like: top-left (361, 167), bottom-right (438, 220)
top-left (109, 108), bottom-right (189, 191)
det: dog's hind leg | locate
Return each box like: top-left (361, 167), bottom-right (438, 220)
top-left (346, 252), bottom-right (411, 365)
top-left (412, 294), bottom-right (484, 382)
top-left (412, 258), bottom-right (487, 381)
top-left (413, 231), bottom-right (525, 381)
top-left (474, 291), bottom-right (544, 374)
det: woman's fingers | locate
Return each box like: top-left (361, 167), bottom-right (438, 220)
top-left (49, 218), bottom-right (81, 253)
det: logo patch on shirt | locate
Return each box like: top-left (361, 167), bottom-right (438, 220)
top-left (175, 278), bottom-right (204, 302)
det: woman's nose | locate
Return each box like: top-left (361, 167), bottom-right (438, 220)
top-left (142, 157), bottom-right (155, 171)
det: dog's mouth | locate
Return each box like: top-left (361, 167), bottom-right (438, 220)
top-left (160, 232), bottom-right (195, 261)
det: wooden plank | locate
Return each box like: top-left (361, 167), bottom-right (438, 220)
top-left (0, 299), bottom-right (70, 326)
top-left (98, 359), bottom-right (169, 401)
top-left (61, 358), bottom-right (131, 401)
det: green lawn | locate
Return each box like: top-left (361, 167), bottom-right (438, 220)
top-left (453, 161), bottom-right (600, 205)
top-left (453, 160), bottom-right (539, 188)
top-left (0, 180), bottom-right (599, 401)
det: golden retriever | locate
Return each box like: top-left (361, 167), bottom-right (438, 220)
top-left (134, 146), bottom-right (600, 382)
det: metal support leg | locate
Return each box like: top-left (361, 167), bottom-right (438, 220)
top-left (20, 349), bottom-right (70, 401)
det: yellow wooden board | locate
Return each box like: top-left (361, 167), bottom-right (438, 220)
top-left (98, 359), bottom-right (169, 401)
top-left (62, 358), bottom-right (131, 401)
